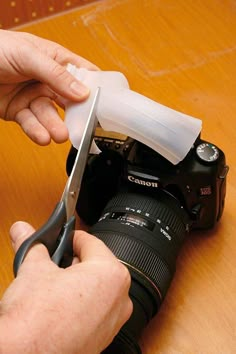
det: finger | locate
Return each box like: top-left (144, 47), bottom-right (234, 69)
top-left (10, 221), bottom-right (49, 262)
top-left (5, 82), bottom-right (67, 145)
top-left (21, 47), bottom-right (90, 101)
top-left (52, 45), bottom-right (99, 71)
top-left (5, 81), bottom-right (57, 121)
top-left (30, 97), bottom-right (69, 143)
top-left (25, 33), bottom-right (99, 71)
top-left (15, 108), bottom-right (51, 145)
top-left (73, 230), bottom-right (116, 262)
top-left (72, 256), bottom-right (79, 265)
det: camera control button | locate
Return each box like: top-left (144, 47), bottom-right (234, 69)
top-left (196, 143), bottom-right (219, 163)
top-left (123, 144), bottom-right (130, 152)
top-left (191, 204), bottom-right (202, 220)
top-left (219, 165), bottom-right (229, 179)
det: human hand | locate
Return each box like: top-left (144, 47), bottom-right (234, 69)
top-left (0, 29), bottom-right (98, 145)
top-left (0, 222), bottom-right (132, 354)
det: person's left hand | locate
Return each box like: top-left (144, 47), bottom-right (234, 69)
top-left (0, 29), bottom-right (98, 145)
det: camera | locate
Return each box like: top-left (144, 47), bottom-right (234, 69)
top-left (66, 127), bottom-right (228, 354)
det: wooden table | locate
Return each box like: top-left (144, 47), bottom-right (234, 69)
top-left (0, 0), bottom-right (235, 353)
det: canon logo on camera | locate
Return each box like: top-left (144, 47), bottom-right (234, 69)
top-left (128, 175), bottom-right (159, 188)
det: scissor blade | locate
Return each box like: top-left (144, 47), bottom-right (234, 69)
top-left (62, 87), bottom-right (100, 219)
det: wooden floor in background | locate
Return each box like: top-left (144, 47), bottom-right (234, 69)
top-left (0, 0), bottom-right (98, 29)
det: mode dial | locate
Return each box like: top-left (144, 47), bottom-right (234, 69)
top-left (196, 143), bottom-right (219, 163)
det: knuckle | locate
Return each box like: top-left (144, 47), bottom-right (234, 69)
top-left (126, 297), bottom-right (134, 319)
top-left (75, 230), bottom-right (88, 237)
top-left (74, 230), bottom-right (90, 243)
top-left (110, 261), bottom-right (131, 288)
top-left (50, 62), bottom-right (68, 82)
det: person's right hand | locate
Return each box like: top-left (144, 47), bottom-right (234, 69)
top-left (0, 222), bottom-right (132, 354)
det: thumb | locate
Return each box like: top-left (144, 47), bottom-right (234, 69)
top-left (10, 221), bottom-right (50, 264)
top-left (10, 221), bottom-right (36, 253)
top-left (25, 51), bottom-right (90, 102)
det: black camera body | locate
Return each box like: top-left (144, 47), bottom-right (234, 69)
top-left (66, 130), bottom-right (228, 354)
top-left (67, 131), bottom-right (227, 230)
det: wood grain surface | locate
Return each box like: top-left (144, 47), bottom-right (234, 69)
top-left (0, 0), bottom-right (235, 353)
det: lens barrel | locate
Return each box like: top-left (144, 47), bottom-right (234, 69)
top-left (90, 191), bottom-right (188, 353)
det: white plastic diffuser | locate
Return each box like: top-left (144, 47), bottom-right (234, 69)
top-left (65, 65), bottom-right (202, 165)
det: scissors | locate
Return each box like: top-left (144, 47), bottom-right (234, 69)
top-left (13, 87), bottom-right (100, 276)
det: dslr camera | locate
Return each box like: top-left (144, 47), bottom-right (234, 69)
top-left (66, 127), bottom-right (228, 354)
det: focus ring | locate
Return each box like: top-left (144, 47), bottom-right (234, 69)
top-left (105, 193), bottom-right (186, 242)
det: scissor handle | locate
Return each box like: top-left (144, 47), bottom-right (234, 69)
top-left (51, 215), bottom-right (75, 267)
top-left (13, 201), bottom-right (75, 276)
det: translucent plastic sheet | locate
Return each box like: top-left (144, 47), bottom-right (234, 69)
top-left (65, 65), bottom-right (202, 164)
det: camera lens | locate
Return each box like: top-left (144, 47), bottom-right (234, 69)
top-left (90, 191), bottom-right (189, 354)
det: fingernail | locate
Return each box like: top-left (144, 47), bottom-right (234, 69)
top-left (70, 81), bottom-right (90, 98)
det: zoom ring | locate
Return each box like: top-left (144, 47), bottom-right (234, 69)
top-left (93, 231), bottom-right (172, 297)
